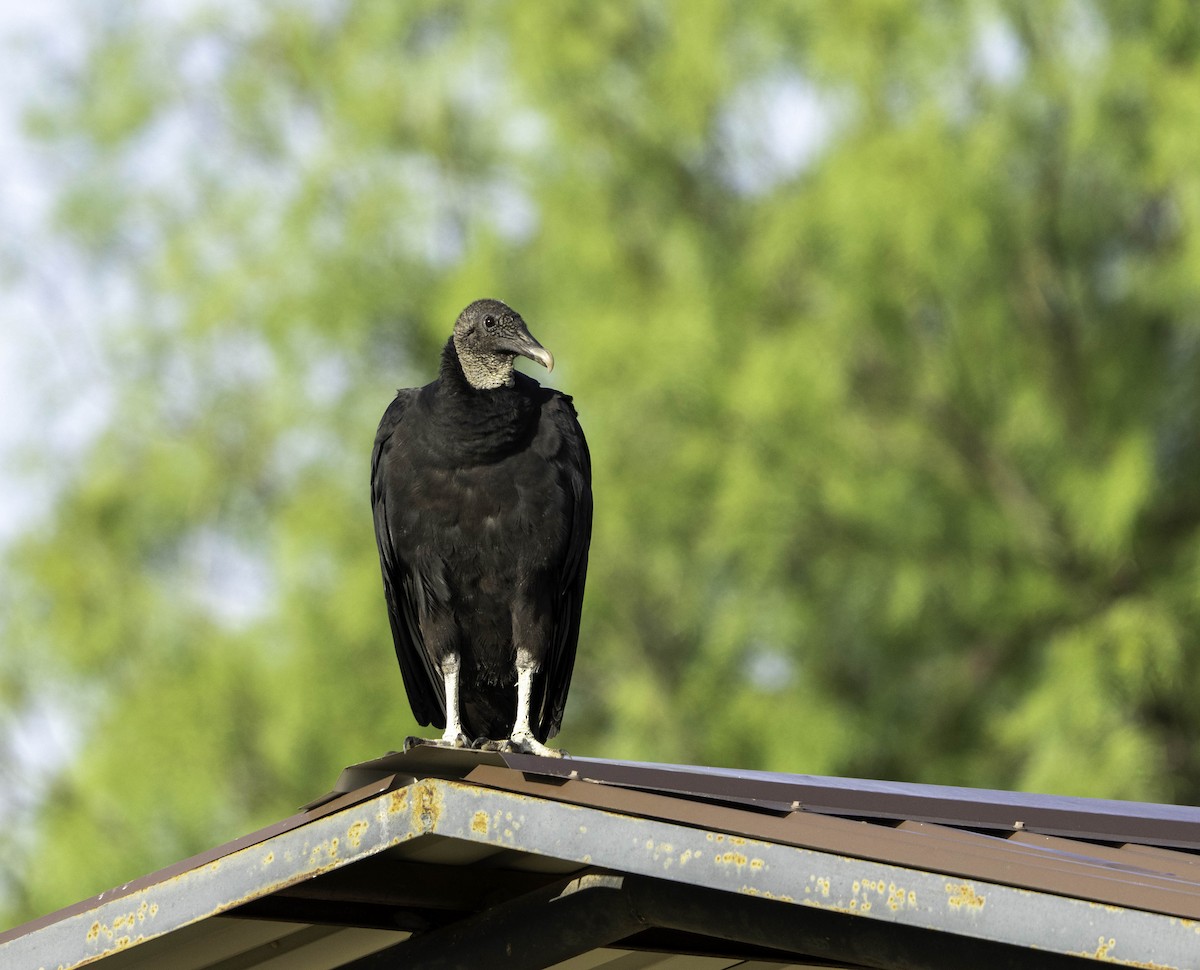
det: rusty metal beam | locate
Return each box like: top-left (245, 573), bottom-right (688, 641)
top-left (461, 764), bottom-right (1200, 921)
top-left (4, 776), bottom-right (1197, 969)
top-left (408, 778), bottom-right (1200, 967)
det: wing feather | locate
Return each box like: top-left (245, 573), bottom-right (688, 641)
top-left (534, 392), bottom-right (593, 740)
top-left (371, 389), bottom-right (445, 728)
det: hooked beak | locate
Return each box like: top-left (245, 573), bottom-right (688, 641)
top-left (523, 343), bottom-right (555, 373)
top-left (501, 327), bottom-right (555, 373)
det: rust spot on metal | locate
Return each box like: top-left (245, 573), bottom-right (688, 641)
top-left (1068, 949), bottom-right (1176, 970)
top-left (471, 811), bottom-right (489, 835)
top-left (412, 780), bottom-right (444, 830)
top-left (1069, 937), bottom-right (1181, 969)
top-left (742, 886), bottom-right (794, 902)
top-left (347, 820), bottom-right (369, 848)
top-left (946, 881), bottom-right (986, 911)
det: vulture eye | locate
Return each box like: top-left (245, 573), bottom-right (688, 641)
top-left (483, 314), bottom-right (497, 331)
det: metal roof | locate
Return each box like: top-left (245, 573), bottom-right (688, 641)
top-left (4, 746), bottom-right (1200, 969)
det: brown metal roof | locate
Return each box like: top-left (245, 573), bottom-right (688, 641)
top-left (4, 746), bottom-right (1200, 969)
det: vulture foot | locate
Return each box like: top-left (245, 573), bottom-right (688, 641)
top-left (507, 732), bottom-right (566, 758)
top-left (403, 734), bottom-right (469, 752)
top-left (469, 735), bottom-right (566, 757)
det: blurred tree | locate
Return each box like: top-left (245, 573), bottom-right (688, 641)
top-left (3, 0), bottom-right (1200, 928)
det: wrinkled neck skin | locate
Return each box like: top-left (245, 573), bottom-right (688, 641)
top-left (451, 335), bottom-right (515, 389)
top-left (433, 340), bottom-right (540, 464)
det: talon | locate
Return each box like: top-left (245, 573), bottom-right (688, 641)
top-left (406, 734), bottom-right (470, 750)
top-left (508, 732), bottom-right (563, 758)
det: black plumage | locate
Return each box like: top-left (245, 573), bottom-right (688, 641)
top-left (370, 299), bottom-right (591, 755)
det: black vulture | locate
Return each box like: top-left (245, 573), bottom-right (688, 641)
top-left (371, 299), bottom-right (592, 756)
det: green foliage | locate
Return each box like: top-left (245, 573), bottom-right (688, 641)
top-left (4, 0), bottom-right (1200, 928)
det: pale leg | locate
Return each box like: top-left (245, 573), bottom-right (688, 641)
top-left (440, 654), bottom-right (468, 747)
top-left (509, 654), bottom-right (560, 757)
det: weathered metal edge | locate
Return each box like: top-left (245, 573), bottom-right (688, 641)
top-left (498, 752), bottom-right (1200, 848)
top-left (0, 786), bottom-right (423, 970)
top-left (421, 778), bottom-right (1200, 969)
top-left (5, 778), bottom-right (1198, 970)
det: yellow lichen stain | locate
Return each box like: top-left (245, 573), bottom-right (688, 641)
top-left (504, 828), bottom-right (514, 840)
top-left (908, 890), bottom-right (917, 907)
top-left (750, 858), bottom-right (764, 872)
top-left (1091, 937), bottom-right (1117, 959)
top-left (717, 851), bottom-right (748, 868)
top-left (645, 839), bottom-right (655, 852)
top-left (328, 837), bottom-right (340, 858)
top-left (816, 877), bottom-right (831, 897)
top-left (578, 825), bottom-right (587, 835)
top-left (412, 780), bottom-right (444, 830)
top-left (680, 849), bottom-right (694, 866)
top-left (87, 922), bottom-right (101, 943)
top-left (946, 882), bottom-right (986, 911)
top-left (741, 886), bottom-right (795, 902)
top-left (262, 851), bottom-right (275, 866)
top-left (149, 903), bottom-right (159, 918)
top-left (348, 819), bottom-right (369, 848)
top-left (471, 811), bottom-right (490, 835)
top-left (137, 901), bottom-right (148, 922)
top-left (729, 836), bottom-right (746, 846)
top-left (388, 788), bottom-right (409, 815)
top-left (886, 884), bottom-right (913, 912)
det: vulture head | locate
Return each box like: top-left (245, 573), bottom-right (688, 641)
top-left (453, 298), bottom-right (554, 390)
